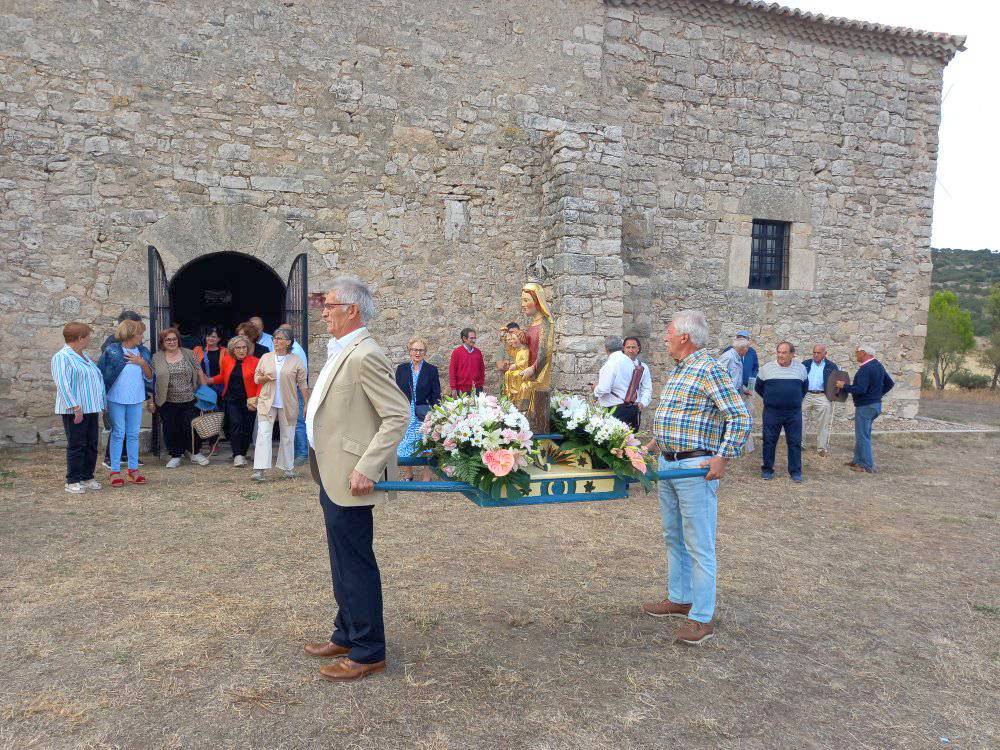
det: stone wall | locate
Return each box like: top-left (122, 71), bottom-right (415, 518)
top-left (0, 0), bottom-right (955, 442)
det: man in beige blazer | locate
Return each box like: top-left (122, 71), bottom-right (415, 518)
top-left (302, 275), bottom-right (410, 682)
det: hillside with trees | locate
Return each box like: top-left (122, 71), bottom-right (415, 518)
top-left (930, 248), bottom-right (1000, 336)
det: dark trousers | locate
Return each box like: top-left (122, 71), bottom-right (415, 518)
top-left (319, 485), bottom-right (385, 664)
top-left (160, 400), bottom-right (201, 457)
top-left (613, 403), bottom-right (641, 431)
top-left (224, 398), bottom-right (252, 457)
top-left (63, 413), bottom-right (99, 483)
top-left (761, 407), bottom-right (803, 476)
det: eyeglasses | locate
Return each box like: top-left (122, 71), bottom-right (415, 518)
top-left (322, 303), bottom-right (354, 311)
top-left (409, 348), bottom-right (426, 353)
top-left (163, 338), bottom-right (178, 343)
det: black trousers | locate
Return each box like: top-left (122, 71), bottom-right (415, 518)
top-left (320, 485), bottom-right (385, 664)
top-left (612, 403), bottom-right (641, 431)
top-left (762, 407), bottom-right (803, 476)
top-left (224, 398), bottom-right (252, 457)
top-left (63, 413), bottom-right (99, 483)
top-left (160, 400), bottom-right (201, 457)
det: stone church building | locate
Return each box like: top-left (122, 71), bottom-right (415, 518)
top-left (0, 0), bottom-right (964, 442)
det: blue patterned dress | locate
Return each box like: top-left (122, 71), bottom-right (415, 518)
top-left (397, 363), bottom-right (422, 459)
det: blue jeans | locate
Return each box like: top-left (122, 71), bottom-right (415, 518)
top-left (294, 391), bottom-right (307, 459)
top-left (853, 402), bottom-right (882, 471)
top-left (657, 455), bottom-right (719, 623)
top-left (108, 400), bottom-right (143, 472)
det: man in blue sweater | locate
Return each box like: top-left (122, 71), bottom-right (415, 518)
top-left (755, 342), bottom-right (808, 482)
top-left (835, 342), bottom-right (894, 473)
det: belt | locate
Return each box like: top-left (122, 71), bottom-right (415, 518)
top-left (661, 449), bottom-right (712, 462)
top-left (808, 390), bottom-right (824, 393)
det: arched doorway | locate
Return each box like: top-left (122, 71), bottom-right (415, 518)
top-left (170, 252), bottom-right (285, 341)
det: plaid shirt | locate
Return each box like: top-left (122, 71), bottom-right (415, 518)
top-left (653, 347), bottom-right (752, 459)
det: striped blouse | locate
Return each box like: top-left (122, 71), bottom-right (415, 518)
top-left (52, 345), bottom-right (107, 415)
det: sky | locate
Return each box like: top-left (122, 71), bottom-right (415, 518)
top-left (780, 1), bottom-right (999, 250)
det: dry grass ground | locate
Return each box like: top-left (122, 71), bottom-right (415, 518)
top-left (1, 431), bottom-right (997, 749)
top-left (919, 389), bottom-right (1000, 428)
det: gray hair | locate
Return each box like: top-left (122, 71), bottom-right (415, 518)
top-left (732, 336), bottom-right (750, 351)
top-left (670, 310), bottom-right (710, 349)
top-left (329, 275), bottom-right (376, 324)
top-left (273, 326), bottom-right (294, 344)
top-left (604, 336), bottom-right (623, 354)
top-left (857, 341), bottom-right (878, 356)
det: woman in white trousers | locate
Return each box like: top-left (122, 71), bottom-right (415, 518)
top-left (252, 328), bottom-right (309, 481)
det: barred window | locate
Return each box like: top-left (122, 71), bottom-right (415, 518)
top-left (749, 220), bottom-right (790, 290)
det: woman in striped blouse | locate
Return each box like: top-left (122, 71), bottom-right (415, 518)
top-left (51, 322), bottom-right (107, 494)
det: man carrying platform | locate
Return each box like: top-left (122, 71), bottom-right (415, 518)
top-left (641, 310), bottom-right (751, 645)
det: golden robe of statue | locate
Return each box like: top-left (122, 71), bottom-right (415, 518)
top-left (502, 282), bottom-right (555, 433)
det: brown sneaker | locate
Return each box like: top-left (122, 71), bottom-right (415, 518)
top-left (673, 618), bottom-right (715, 645)
top-left (641, 598), bottom-right (692, 619)
top-left (818, 449), bottom-right (828, 457)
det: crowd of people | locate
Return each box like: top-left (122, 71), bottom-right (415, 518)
top-left (51, 314), bottom-right (312, 493)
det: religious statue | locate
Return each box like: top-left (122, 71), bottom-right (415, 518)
top-left (501, 281), bottom-right (554, 433)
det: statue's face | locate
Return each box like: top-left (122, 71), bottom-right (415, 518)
top-left (520, 291), bottom-right (535, 316)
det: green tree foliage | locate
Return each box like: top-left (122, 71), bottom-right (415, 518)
top-left (979, 284), bottom-right (1000, 389)
top-left (931, 248), bottom-right (1000, 335)
top-left (924, 290), bottom-right (976, 389)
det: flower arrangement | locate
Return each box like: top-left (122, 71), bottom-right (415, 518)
top-left (549, 393), bottom-right (655, 489)
top-left (419, 392), bottom-right (535, 500)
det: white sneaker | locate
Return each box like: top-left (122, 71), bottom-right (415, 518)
top-left (81, 479), bottom-right (101, 491)
top-left (251, 470), bottom-right (264, 482)
top-left (282, 470), bottom-right (295, 479)
top-left (190, 453), bottom-right (210, 466)
top-left (166, 457), bottom-right (182, 469)
top-left (65, 482), bottom-right (85, 494)
top-left (233, 455), bottom-right (247, 467)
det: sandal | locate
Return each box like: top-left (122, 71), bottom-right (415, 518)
top-left (126, 469), bottom-right (147, 485)
top-left (110, 472), bottom-right (125, 488)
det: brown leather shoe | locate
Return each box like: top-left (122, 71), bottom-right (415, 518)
top-left (673, 618), bottom-right (715, 645)
top-left (303, 641), bottom-right (351, 658)
top-left (641, 598), bottom-right (692, 619)
top-left (319, 658), bottom-right (386, 681)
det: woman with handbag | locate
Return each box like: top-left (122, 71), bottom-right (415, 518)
top-left (152, 327), bottom-right (211, 468)
top-left (193, 325), bottom-right (229, 400)
top-left (209, 335), bottom-right (260, 467)
top-left (251, 328), bottom-right (309, 481)
top-left (96, 318), bottom-right (154, 488)
top-left (394, 336), bottom-right (440, 481)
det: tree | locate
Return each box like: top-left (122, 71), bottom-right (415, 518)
top-left (924, 290), bottom-right (975, 390)
top-left (979, 284), bottom-right (1000, 389)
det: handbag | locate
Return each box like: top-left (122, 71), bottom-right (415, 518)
top-left (415, 403), bottom-right (431, 421)
top-left (191, 409), bottom-right (224, 456)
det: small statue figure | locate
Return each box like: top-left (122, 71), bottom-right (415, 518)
top-left (502, 329), bottom-right (533, 402)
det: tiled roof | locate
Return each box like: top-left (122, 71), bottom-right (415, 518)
top-left (606, 0), bottom-right (966, 62)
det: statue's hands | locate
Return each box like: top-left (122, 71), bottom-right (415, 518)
top-left (521, 365), bottom-right (535, 379)
top-left (497, 361), bottom-right (510, 373)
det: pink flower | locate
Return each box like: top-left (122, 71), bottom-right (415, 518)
top-left (443, 439), bottom-right (457, 451)
top-left (442, 465), bottom-right (456, 477)
top-left (625, 446), bottom-right (647, 474)
top-left (482, 448), bottom-right (517, 477)
top-left (501, 428), bottom-right (517, 442)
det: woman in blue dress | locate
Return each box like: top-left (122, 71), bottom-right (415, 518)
top-left (394, 336), bottom-right (441, 481)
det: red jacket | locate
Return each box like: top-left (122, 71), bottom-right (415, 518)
top-left (210, 355), bottom-right (261, 399)
top-left (449, 345), bottom-right (485, 393)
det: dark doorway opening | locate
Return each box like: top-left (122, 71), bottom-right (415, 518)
top-left (170, 252), bottom-right (285, 342)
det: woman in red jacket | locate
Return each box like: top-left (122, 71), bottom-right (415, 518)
top-left (210, 335), bottom-right (260, 466)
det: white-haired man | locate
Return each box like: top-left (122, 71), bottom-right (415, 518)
top-left (642, 310), bottom-right (752, 645)
top-left (718, 335), bottom-right (755, 454)
top-left (835, 342), bottom-right (894, 473)
top-left (594, 335), bottom-right (652, 430)
top-left (303, 275), bottom-right (410, 681)
top-left (802, 344), bottom-right (838, 457)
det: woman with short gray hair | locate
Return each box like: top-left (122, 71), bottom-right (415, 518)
top-left (252, 327), bottom-right (309, 481)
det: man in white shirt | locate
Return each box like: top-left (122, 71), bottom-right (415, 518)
top-left (594, 335), bottom-right (652, 430)
top-left (801, 344), bottom-right (838, 457)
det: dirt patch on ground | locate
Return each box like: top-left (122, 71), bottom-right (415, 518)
top-left (920, 390), bottom-right (1000, 428)
top-left (1, 432), bottom-right (998, 749)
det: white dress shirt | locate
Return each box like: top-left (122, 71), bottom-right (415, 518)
top-left (307, 327), bottom-right (368, 448)
top-left (594, 351), bottom-right (653, 408)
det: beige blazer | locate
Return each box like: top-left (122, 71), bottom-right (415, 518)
top-left (152, 348), bottom-right (201, 407)
top-left (254, 352), bottom-right (307, 425)
top-left (309, 330), bottom-right (410, 507)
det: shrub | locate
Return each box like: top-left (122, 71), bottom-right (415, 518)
top-left (949, 369), bottom-right (991, 390)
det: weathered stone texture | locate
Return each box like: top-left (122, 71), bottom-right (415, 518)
top-left (0, 0), bottom-right (954, 438)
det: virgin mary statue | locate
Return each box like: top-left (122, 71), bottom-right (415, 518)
top-left (509, 282), bottom-right (555, 433)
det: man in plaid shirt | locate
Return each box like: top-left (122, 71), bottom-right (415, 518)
top-left (642, 310), bottom-right (751, 645)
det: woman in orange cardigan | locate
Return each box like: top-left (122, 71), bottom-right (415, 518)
top-left (209, 335), bottom-right (260, 466)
